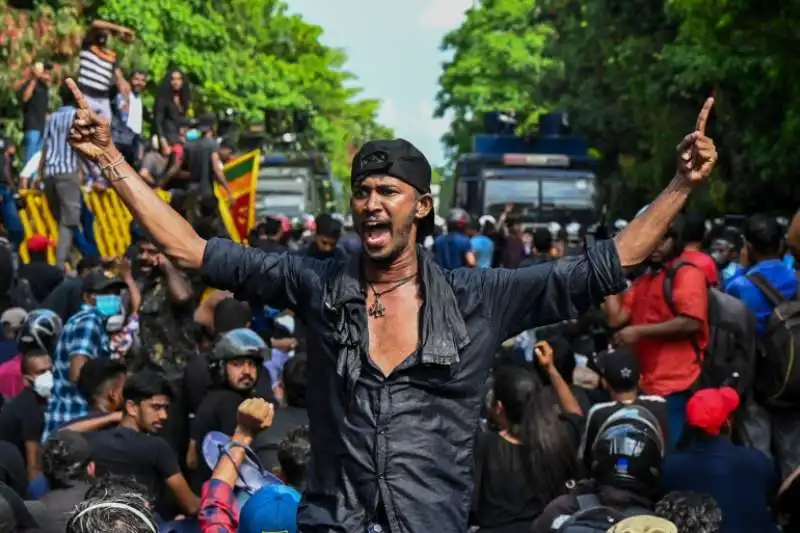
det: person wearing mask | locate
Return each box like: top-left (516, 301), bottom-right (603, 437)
top-left (434, 208), bottom-right (476, 269)
top-left (76, 21), bottom-right (134, 120)
top-left (469, 220), bottom-right (495, 269)
top-left (605, 220), bottom-right (709, 449)
top-left (188, 329), bottom-right (271, 492)
top-left (87, 369), bottom-right (200, 517)
top-left (44, 269), bottom-right (127, 440)
top-left (0, 310), bottom-right (61, 494)
top-left (62, 358), bottom-right (127, 433)
top-left (578, 347), bottom-right (669, 471)
top-left (727, 214), bottom-right (799, 477)
top-left (661, 387), bottom-right (779, 533)
top-left (14, 61), bottom-right (53, 165)
top-left (710, 228), bottom-right (744, 288)
top-left (17, 234), bottom-right (63, 302)
top-left (681, 212), bottom-right (719, 285)
top-left (64, 84), bottom-right (717, 533)
top-left (531, 406), bottom-right (668, 533)
top-left (300, 213), bottom-right (347, 261)
top-left (39, 430), bottom-right (96, 533)
top-left (0, 307), bottom-right (27, 397)
top-left (153, 69), bottom-right (190, 150)
top-left (40, 256), bottom-right (103, 323)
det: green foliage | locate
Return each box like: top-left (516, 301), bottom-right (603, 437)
top-left (436, 0), bottom-right (800, 216)
top-left (0, 0), bottom-right (391, 183)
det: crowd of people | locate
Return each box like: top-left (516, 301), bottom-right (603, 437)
top-left (0, 50), bottom-right (799, 533)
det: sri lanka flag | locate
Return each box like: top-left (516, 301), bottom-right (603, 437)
top-left (215, 150), bottom-right (261, 243)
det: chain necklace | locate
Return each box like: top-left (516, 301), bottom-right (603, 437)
top-left (367, 273), bottom-right (418, 318)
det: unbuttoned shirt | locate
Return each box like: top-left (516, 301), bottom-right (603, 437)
top-left (201, 238), bottom-right (626, 533)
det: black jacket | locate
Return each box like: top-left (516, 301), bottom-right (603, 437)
top-left (201, 237), bottom-right (626, 533)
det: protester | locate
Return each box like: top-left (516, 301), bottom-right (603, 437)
top-left (434, 208), bottom-right (476, 269)
top-left (66, 493), bottom-right (158, 533)
top-left (15, 61), bottom-right (53, 165)
top-left (64, 79), bottom-right (717, 532)
top-left (153, 69), bottom-right (190, 149)
top-left (654, 491), bottom-right (722, 533)
top-left (63, 357), bottom-right (127, 433)
top-left (299, 213), bottom-right (346, 260)
top-left (0, 307), bottom-right (27, 397)
top-left (17, 234), bottom-right (63, 302)
top-left (681, 212), bottom-right (719, 285)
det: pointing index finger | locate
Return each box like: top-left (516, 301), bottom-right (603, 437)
top-left (695, 96), bottom-right (715, 134)
top-left (65, 78), bottom-right (90, 111)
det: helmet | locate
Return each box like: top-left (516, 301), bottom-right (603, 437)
top-left (211, 328), bottom-right (268, 364)
top-left (590, 406), bottom-right (665, 495)
top-left (18, 309), bottom-right (62, 355)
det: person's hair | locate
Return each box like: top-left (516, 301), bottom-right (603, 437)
top-left (213, 298), bottom-right (251, 335)
top-left (67, 493), bottom-right (157, 533)
top-left (77, 358), bottom-right (126, 403)
top-left (59, 82), bottom-right (76, 107)
top-left (743, 214), bottom-right (782, 258)
top-left (533, 228), bottom-right (553, 254)
top-left (278, 425), bottom-right (311, 491)
top-left (315, 213), bottom-right (342, 239)
top-left (492, 365), bottom-right (537, 439)
top-left (682, 212), bottom-right (707, 244)
top-left (129, 68), bottom-right (146, 78)
top-left (77, 257), bottom-right (102, 276)
top-left (122, 370), bottom-right (173, 405)
top-left (263, 217), bottom-right (282, 237)
top-left (155, 68), bottom-right (190, 114)
top-left (85, 473), bottom-right (152, 503)
top-left (655, 491), bottom-right (722, 533)
top-left (21, 351), bottom-right (49, 374)
top-left (282, 354), bottom-right (307, 408)
top-left (532, 335), bottom-right (576, 386)
top-left (520, 386), bottom-right (583, 503)
top-left (42, 432), bottom-right (91, 489)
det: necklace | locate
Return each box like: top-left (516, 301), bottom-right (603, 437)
top-left (367, 273), bottom-right (418, 318)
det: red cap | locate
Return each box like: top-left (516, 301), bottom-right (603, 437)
top-left (27, 234), bottom-right (54, 253)
top-left (686, 387), bottom-right (740, 435)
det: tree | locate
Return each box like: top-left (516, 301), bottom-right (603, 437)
top-left (0, 0), bottom-right (390, 183)
top-left (436, 0), bottom-right (800, 216)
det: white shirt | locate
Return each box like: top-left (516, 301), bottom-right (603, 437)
top-left (126, 92), bottom-right (143, 135)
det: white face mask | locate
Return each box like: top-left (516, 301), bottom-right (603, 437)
top-left (31, 371), bottom-right (54, 399)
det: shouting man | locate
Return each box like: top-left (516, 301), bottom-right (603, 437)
top-left (64, 78), bottom-right (716, 533)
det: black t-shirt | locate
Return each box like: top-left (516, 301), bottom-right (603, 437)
top-left (185, 137), bottom-right (219, 199)
top-left (21, 80), bottom-right (49, 132)
top-left (0, 387), bottom-right (46, 463)
top-left (87, 426), bottom-right (180, 501)
top-left (577, 396), bottom-right (669, 469)
top-left (471, 431), bottom-right (543, 532)
top-left (41, 277), bottom-right (84, 323)
top-left (18, 261), bottom-right (64, 303)
top-left (252, 406), bottom-right (309, 472)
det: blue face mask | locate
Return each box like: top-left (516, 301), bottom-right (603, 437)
top-left (186, 129), bottom-right (201, 142)
top-left (95, 294), bottom-right (123, 318)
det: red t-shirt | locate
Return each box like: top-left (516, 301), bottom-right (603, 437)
top-left (0, 355), bottom-right (23, 399)
top-left (623, 259), bottom-right (709, 396)
top-left (680, 249), bottom-right (719, 286)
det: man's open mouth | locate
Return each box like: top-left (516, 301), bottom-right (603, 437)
top-left (363, 220), bottom-right (392, 248)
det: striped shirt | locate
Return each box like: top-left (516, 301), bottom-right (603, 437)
top-left (77, 46), bottom-right (116, 97)
top-left (42, 106), bottom-right (80, 176)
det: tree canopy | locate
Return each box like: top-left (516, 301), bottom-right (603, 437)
top-left (0, 0), bottom-right (391, 180)
top-left (435, 0), bottom-right (800, 216)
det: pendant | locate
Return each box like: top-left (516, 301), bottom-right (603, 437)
top-left (368, 299), bottom-right (386, 318)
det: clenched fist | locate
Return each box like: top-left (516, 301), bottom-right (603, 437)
top-left (235, 398), bottom-right (274, 437)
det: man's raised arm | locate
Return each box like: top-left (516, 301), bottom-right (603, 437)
top-left (64, 78), bottom-right (204, 269)
top-left (614, 97), bottom-right (717, 266)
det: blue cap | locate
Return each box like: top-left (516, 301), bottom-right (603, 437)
top-left (239, 484), bottom-right (301, 533)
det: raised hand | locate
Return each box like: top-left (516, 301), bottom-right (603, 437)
top-left (65, 78), bottom-right (114, 162)
top-left (676, 97), bottom-right (718, 183)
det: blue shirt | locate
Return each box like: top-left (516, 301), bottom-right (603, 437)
top-left (43, 304), bottom-right (111, 440)
top-left (433, 233), bottom-right (472, 270)
top-left (726, 259), bottom-right (798, 337)
top-left (661, 437), bottom-right (779, 533)
top-left (470, 235), bottom-right (494, 269)
top-left (720, 261), bottom-right (745, 287)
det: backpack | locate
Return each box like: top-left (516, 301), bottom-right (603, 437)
top-left (746, 273), bottom-right (800, 407)
top-left (7, 277), bottom-right (38, 311)
top-left (663, 260), bottom-right (757, 395)
top-left (552, 493), bottom-right (651, 532)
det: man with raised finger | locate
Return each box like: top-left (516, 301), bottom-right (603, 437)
top-left (64, 76), bottom-right (716, 533)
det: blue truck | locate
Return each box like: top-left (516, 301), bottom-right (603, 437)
top-left (449, 112), bottom-right (600, 228)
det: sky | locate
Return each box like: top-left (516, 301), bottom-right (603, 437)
top-left (285, 0), bottom-right (474, 167)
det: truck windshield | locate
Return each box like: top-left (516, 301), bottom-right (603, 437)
top-left (541, 177), bottom-right (596, 209)
top-left (484, 178), bottom-right (540, 212)
top-left (256, 166), bottom-right (310, 218)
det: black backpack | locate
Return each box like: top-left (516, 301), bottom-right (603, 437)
top-left (663, 260), bottom-right (757, 395)
top-left (746, 273), bottom-right (800, 407)
top-left (553, 494), bottom-right (651, 532)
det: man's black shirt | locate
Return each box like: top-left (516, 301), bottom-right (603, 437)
top-left (18, 260), bottom-right (64, 303)
top-left (41, 277), bottom-right (85, 323)
top-left (0, 387), bottom-right (46, 464)
top-left (21, 80), bottom-right (48, 132)
top-left (201, 238), bottom-right (626, 533)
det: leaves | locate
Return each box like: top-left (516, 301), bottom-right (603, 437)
top-left (437, 0), bottom-right (800, 216)
top-left (0, 0), bottom-right (391, 190)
